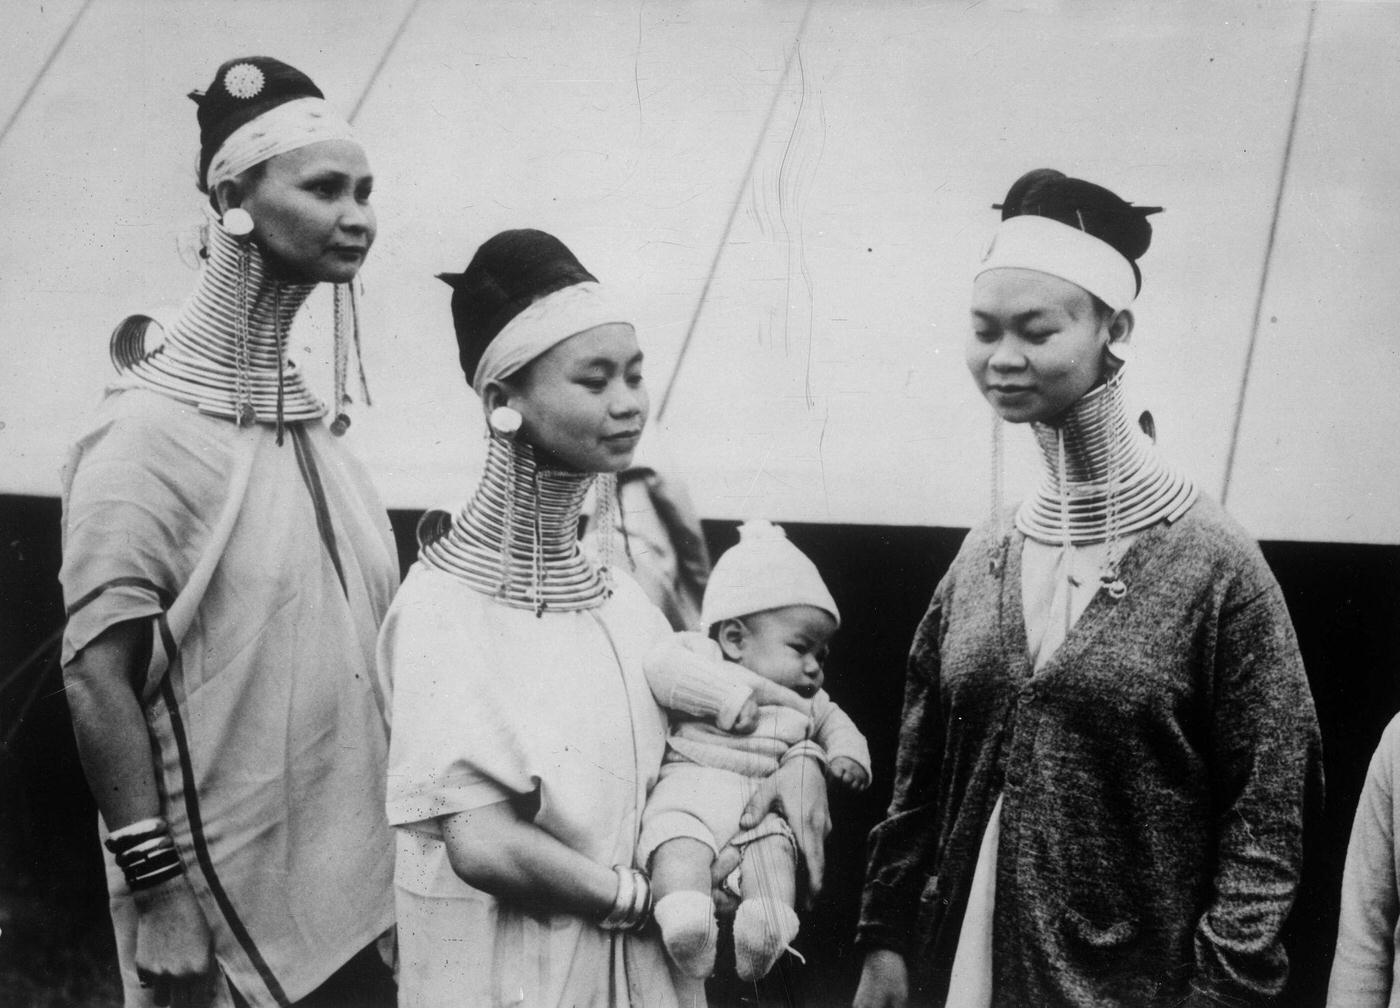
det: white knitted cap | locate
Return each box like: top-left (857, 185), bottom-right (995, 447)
top-left (701, 521), bottom-right (839, 629)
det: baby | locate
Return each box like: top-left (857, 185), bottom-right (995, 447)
top-left (638, 520), bottom-right (871, 982)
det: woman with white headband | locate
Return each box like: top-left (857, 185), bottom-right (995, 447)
top-left (853, 169), bottom-right (1322, 1007)
top-left (379, 229), bottom-right (831, 1006)
top-left (59, 57), bottom-right (397, 1008)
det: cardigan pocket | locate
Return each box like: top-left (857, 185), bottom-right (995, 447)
top-left (1061, 904), bottom-right (1139, 950)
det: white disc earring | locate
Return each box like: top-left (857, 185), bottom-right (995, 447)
top-left (222, 207), bottom-right (254, 237)
top-left (490, 406), bottom-right (523, 437)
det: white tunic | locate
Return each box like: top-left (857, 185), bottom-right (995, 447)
top-left (382, 566), bottom-right (698, 1007)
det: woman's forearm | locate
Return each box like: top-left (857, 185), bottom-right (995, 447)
top-left (63, 619), bottom-right (164, 830)
top-left (442, 800), bottom-right (618, 920)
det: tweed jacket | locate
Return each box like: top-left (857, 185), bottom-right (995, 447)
top-left (857, 496), bottom-right (1322, 1007)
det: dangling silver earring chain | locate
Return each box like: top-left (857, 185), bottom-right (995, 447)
top-left (593, 472), bottom-right (618, 598)
top-left (331, 283), bottom-right (351, 435)
top-left (274, 281), bottom-right (286, 445)
top-left (1100, 372), bottom-right (1127, 599)
top-left (1057, 426), bottom-right (1075, 636)
top-left (351, 280), bottom-right (371, 406)
top-left (989, 413), bottom-right (1008, 575)
top-left (234, 242), bottom-right (254, 427)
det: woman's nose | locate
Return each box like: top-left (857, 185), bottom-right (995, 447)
top-left (988, 338), bottom-right (1026, 372)
top-left (339, 198), bottom-right (371, 233)
top-left (609, 384), bottom-right (643, 418)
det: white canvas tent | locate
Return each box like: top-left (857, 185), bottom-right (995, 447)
top-left (2, 0), bottom-right (1397, 543)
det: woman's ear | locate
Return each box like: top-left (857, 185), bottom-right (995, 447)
top-left (480, 379), bottom-right (513, 417)
top-left (716, 619), bottom-right (747, 662)
top-left (1104, 309), bottom-right (1135, 369)
top-left (1108, 308), bottom-right (1134, 349)
top-left (212, 179), bottom-right (241, 216)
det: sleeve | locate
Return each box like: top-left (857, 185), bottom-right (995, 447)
top-left (59, 400), bottom-right (219, 675)
top-left (810, 694), bottom-right (872, 777)
top-left (1186, 562), bottom-right (1324, 1006)
top-left (642, 631), bottom-right (754, 731)
top-left (856, 585), bottom-right (949, 957)
top-left (1326, 716), bottom-right (1400, 1008)
top-left (381, 589), bottom-right (534, 829)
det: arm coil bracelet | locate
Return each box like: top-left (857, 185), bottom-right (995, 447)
top-left (599, 865), bottom-right (652, 932)
top-left (104, 816), bottom-right (184, 891)
top-left (780, 739), bottom-right (828, 770)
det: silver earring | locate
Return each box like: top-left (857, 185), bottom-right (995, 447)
top-left (490, 406), bottom-right (523, 437)
top-left (222, 207), bottom-right (254, 237)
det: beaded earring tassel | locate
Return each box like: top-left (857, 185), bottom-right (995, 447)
top-left (592, 472), bottom-right (619, 597)
top-left (988, 414), bottom-right (1009, 575)
top-left (497, 437), bottom-right (517, 600)
top-left (1098, 372), bottom-right (1127, 599)
top-left (273, 281), bottom-right (286, 445)
top-left (351, 280), bottom-right (371, 407)
top-left (331, 284), bottom-right (351, 436)
top-left (233, 237), bottom-right (256, 428)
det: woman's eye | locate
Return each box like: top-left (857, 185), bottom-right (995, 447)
top-left (1024, 330), bottom-right (1057, 342)
top-left (626, 372), bottom-right (645, 388)
top-left (973, 329), bottom-right (996, 343)
top-left (578, 378), bottom-right (608, 391)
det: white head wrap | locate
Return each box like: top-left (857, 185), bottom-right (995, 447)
top-left (205, 97), bottom-right (356, 190)
top-left (472, 282), bottom-right (633, 395)
top-left (976, 214), bottom-right (1138, 311)
top-left (701, 521), bottom-right (840, 629)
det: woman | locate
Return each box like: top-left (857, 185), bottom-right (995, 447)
top-left (379, 229), bottom-right (830, 1006)
top-left (59, 58), bottom-right (397, 1008)
top-left (853, 170), bottom-right (1322, 1007)
top-left (1328, 711), bottom-right (1400, 1006)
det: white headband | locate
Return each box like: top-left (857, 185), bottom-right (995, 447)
top-left (205, 97), bottom-right (356, 190)
top-left (472, 282), bottom-right (633, 395)
top-left (976, 214), bottom-right (1138, 311)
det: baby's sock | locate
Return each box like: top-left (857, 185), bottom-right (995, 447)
top-left (733, 898), bottom-right (800, 982)
top-left (653, 891), bottom-right (718, 978)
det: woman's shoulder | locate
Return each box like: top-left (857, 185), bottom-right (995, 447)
top-left (1152, 495), bottom-right (1283, 601)
top-left (70, 387), bottom-right (232, 469)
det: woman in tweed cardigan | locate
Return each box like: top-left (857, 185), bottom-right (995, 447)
top-left (853, 170), bottom-right (1322, 1008)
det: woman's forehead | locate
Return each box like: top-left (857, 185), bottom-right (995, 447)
top-left (264, 138), bottom-right (371, 178)
top-left (972, 268), bottom-right (1091, 317)
top-left (542, 322), bottom-right (640, 366)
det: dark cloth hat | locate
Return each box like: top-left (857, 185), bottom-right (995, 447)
top-left (191, 56), bottom-right (324, 190)
top-left (438, 230), bottom-right (598, 385)
top-left (995, 168), bottom-right (1162, 291)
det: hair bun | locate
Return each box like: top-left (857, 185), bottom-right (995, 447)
top-left (442, 229), bottom-right (597, 385)
top-left (995, 168), bottom-right (1161, 264)
top-left (193, 56), bottom-right (324, 192)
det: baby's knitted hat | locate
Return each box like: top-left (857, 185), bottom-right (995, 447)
top-left (701, 521), bottom-right (839, 628)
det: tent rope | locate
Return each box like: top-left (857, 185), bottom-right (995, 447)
top-left (0, 0), bottom-right (96, 153)
top-left (1221, 0), bottom-right (1318, 505)
top-left (655, 0), bottom-right (815, 423)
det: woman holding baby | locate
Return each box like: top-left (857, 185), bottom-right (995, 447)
top-left (378, 229), bottom-right (840, 1006)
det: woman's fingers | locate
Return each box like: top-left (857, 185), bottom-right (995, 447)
top-left (710, 844), bottom-right (743, 919)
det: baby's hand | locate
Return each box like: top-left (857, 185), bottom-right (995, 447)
top-left (829, 756), bottom-right (870, 792)
top-left (730, 695), bottom-right (760, 734)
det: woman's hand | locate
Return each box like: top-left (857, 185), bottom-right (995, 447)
top-left (730, 695), bottom-right (761, 734)
top-left (740, 754), bottom-right (830, 905)
top-left (710, 843), bottom-right (743, 920)
top-left (852, 948), bottom-right (910, 1008)
top-left (829, 755), bottom-right (871, 791)
top-left (739, 671), bottom-right (812, 714)
top-left (133, 875), bottom-right (217, 1007)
